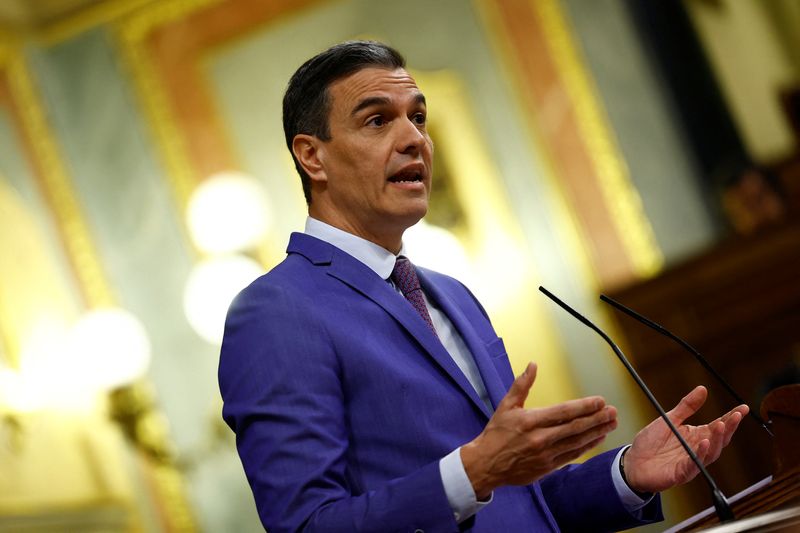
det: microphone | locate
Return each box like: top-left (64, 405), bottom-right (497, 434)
top-left (599, 293), bottom-right (773, 437)
top-left (538, 286), bottom-right (736, 523)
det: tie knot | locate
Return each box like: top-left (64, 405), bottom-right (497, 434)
top-left (391, 256), bottom-right (420, 296)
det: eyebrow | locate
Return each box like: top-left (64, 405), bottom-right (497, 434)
top-left (350, 93), bottom-right (427, 117)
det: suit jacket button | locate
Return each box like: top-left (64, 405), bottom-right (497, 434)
top-left (414, 530), bottom-right (424, 533)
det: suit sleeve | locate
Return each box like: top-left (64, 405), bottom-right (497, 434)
top-left (539, 448), bottom-right (663, 532)
top-left (218, 281), bottom-right (458, 533)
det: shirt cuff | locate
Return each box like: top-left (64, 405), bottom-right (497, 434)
top-left (439, 447), bottom-right (493, 523)
top-left (611, 445), bottom-right (655, 512)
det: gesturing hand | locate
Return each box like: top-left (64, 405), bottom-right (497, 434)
top-left (623, 385), bottom-right (749, 494)
top-left (461, 362), bottom-right (618, 499)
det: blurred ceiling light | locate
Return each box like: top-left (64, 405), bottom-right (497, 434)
top-left (0, 365), bottom-right (42, 413)
top-left (4, 309), bottom-right (151, 412)
top-left (186, 171), bottom-right (272, 254)
top-left (67, 308), bottom-right (152, 392)
top-left (403, 220), bottom-right (475, 288)
top-left (13, 318), bottom-right (72, 412)
top-left (183, 254), bottom-right (264, 345)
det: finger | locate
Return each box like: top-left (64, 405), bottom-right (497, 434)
top-left (497, 362), bottom-right (537, 412)
top-left (668, 386), bottom-right (707, 426)
top-left (527, 396), bottom-right (607, 428)
top-left (551, 432), bottom-right (609, 467)
top-left (678, 439), bottom-right (709, 483)
top-left (695, 438), bottom-right (711, 465)
top-left (700, 405), bottom-right (746, 449)
top-left (546, 405), bottom-right (618, 442)
top-left (721, 409), bottom-right (745, 447)
top-left (515, 405), bottom-right (614, 457)
top-left (702, 420), bottom-right (727, 465)
top-left (550, 415), bottom-right (618, 457)
top-left (718, 404), bottom-right (749, 426)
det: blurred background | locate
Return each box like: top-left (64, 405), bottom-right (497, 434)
top-left (1, 0), bottom-right (799, 531)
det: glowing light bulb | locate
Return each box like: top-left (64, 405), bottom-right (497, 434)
top-left (183, 254), bottom-right (264, 344)
top-left (186, 171), bottom-right (272, 254)
top-left (67, 308), bottom-right (152, 391)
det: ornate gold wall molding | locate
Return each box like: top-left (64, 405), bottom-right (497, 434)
top-left (113, 0), bottom-right (317, 268)
top-left (0, 41), bottom-right (16, 368)
top-left (114, 0), bottom-right (222, 215)
top-left (1, 30), bottom-right (198, 533)
top-left (474, 0), bottom-right (601, 291)
top-left (4, 51), bottom-right (114, 309)
top-left (38, 0), bottom-right (157, 45)
top-left (534, 0), bottom-right (663, 278)
top-left (0, 32), bottom-right (15, 68)
top-left (476, 0), bottom-right (663, 287)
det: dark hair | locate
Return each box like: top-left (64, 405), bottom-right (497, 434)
top-left (282, 40), bottom-right (406, 204)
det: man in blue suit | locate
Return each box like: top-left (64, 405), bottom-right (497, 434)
top-left (219, 41), bottom-right (748, 532)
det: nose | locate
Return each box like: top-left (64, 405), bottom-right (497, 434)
top-left (395, 117), bottom-right (427, 155)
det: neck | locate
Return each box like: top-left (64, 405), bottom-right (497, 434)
top-left (308, 208), bottom-right (404, 255)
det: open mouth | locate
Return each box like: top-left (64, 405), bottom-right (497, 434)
top-left (388, 171), bottom-right (423, 184)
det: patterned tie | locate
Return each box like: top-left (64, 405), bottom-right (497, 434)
top-left (391, 256), bottom-right (438, 337)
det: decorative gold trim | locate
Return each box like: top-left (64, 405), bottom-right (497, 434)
top-left (109, 4), bottom-right (220, 530)
top-left (0, 497), bottom-right (130, 517)
top-left (472, 0), bottom-right (601, 289)
top-left (5, 35), bottom-right (197, 532)
top-left (38, 0), bottom-right (158, 45)
top-left (533, 0), bottom-right (664, 278)
top-left (6, 53), bottom-right (115, 309)
top-left (473, 0), bottom-right (654, 442)
top-left (0, 29), bottom-right (17, 69)
top-left (149, 463), bottom-right (196, 531)
top-left (113, 0), bottom-right (221, 217)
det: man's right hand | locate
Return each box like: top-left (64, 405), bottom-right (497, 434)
top-left (460, 362), bottom-right (618, 499)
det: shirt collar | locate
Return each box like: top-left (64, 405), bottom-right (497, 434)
top-left (304, 217), bottom-right (405, 279)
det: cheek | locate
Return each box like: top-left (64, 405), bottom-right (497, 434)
top-left (424, 138), bottom-right (434, 160)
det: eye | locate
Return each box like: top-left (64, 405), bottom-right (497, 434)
top-left (367, 115), bottom-right (386, 127)
top-left (412, 112), bottom-right (427, 125)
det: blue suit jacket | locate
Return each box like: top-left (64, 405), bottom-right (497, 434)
top-left (219, 233), bottom-right (662, 532)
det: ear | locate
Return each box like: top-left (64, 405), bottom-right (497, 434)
top-left (292, 134), bottom-right (327, 183)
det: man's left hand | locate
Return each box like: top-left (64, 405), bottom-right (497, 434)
top-left (623, 385), bottom-right (749, 494)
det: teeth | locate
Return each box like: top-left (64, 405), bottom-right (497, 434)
top-left (390, 173), bottom-right (422, 183)
top-left (397, 174), bottom-right (420, 182)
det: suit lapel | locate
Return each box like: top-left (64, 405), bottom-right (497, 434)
top-left (288, 234), bottom-right (492, 419)
top-left (418, 271), bottom-right (509, 410)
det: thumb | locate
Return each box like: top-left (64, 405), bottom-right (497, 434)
top-left (497, 362), bottom-right (537, 411)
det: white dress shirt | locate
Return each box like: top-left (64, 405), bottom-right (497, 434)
top-left (303, 217), bottom-right (650, 523)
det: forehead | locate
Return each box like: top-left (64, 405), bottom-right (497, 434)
top-left (328, 67), bottom-right (422, 113)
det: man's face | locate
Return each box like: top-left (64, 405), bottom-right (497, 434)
top-left (310, 67), bottom-right (433, 245)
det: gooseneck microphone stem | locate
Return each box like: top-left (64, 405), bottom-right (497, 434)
top-left (599, 294), bottom-right (773, 438)
top-left (538, 286), bottom-right (735, 523)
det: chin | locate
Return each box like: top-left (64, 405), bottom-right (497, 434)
top-left (407, 202), bottom-right (429, 223)
top-left (391, 205), bottom-right (428, 232)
